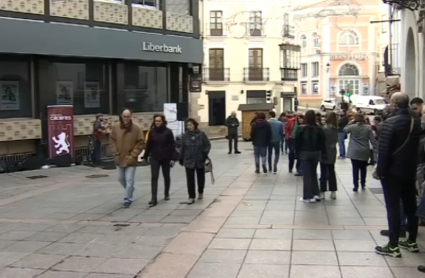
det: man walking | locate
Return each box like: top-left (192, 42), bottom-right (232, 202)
top-left (251, 112), bottom-right (271, 173)
top-left (338, 110), bottom-right (349, 158)
top-left (110, 109), bottom-right (145, 207)
top-left (268, 111), bottom-right (283, 173)
top-left (375, 92), bottom-right (421, 258)
top-left (225, 111), bottom-right (241, 154)
top-left (92, 114), bottom-right (106, 166)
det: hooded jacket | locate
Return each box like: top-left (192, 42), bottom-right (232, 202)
top-left (251, 119), bottom-right (272, 147)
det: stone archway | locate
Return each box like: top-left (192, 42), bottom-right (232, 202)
top-left (405, 28), bottom-right (416, 98)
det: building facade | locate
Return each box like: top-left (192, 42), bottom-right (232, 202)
top-left (293, 0), bottom-right (381, 108)
top-left (380, 0), bottom-right (425, 100)
top-left (193, 0), bottom-right (299, 135)
top-left (0, 0), bottom-right (202, 158)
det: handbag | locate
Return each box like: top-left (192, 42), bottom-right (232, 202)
top-left (204, 157), bottom-right (215, 185)
top-left (372, 117), bottom-right (414, 180)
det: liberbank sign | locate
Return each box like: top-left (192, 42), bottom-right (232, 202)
top-left (142, 42), bottom-right (182, 54)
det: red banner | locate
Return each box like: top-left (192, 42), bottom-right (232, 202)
top-left (47, 105), bottom-right (74, 159)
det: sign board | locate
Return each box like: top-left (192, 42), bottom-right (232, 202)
top-left (330, 53), bottom-right (368, 61)
top-left (0, 81), bottom-right (20, 110)
top-left (47, 105), bottom-right (74, 159)
top-left (84, 82), bottom-right (100, 108)
top-left (163, 103), bottom-right (177, 122)
top-left (142, 42), bottom-right (182, 54)
top-left (56, 81), bottom-right (73, 105)
top-left (189, 74), bottom-right (202, 92)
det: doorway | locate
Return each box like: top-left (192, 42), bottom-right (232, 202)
top-left (208, 91), bottom-right (226, 126)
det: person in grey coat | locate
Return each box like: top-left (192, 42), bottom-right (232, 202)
top-left (320, 112), bottom-right (339, 200)
top-left (344, 113), bottom-right (377, 192)
top-left (179, 118), bottom-right (211, 204)
top-left (225, 111), bottom-right (241, 154)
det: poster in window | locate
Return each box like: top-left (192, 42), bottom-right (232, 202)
top-left (301, 83), bottom-right (307, 94)
top-left (312, 82), bottom-right (319, 94)
top-left (0, 81), bottom-right (20, 110)
top-left (56, 81), bottom-right (73, 105)
top-left (84, 82), bottom-right (100, 108)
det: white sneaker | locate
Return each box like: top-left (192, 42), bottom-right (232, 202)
top-left (309, 198), bottom-right (316, 203)
top-left (330, 191), bottom-right (336, 199)
top-left (319, 192), bottom-right (325, 200)
top-left (300, 198), bottom-right (314, 203)
top-left (314, 195), bottom-right (321, 201)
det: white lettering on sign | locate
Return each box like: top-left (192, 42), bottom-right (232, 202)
top-left (142, 42), bottom-right (183, 54)
top-left (50, 114), bottom-right (72, 121)
top-left (330, 53), bottom-right (368, 61)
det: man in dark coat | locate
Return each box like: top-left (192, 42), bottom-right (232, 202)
top-left (375, 92), bottom-right (421, 258)
top-left (251, 112), bottom-right (272, 174)
top-left (225, 111), bottom-right (241, 154)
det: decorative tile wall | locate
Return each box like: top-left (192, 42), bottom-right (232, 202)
top-left (73, 113), bottom-right (154, 136)
top-left (166, 12), bottom-right (193, 33)
top-left (0, 119), bottom-right (42, 142)
top-left (50, 0), bottom-right (89, 20)
top-left (94, 0), bottom-right (128, 25)
top-left (132, 6), bottom-right (162, 29)
top-left (0, 0), bottom-right (44, 14)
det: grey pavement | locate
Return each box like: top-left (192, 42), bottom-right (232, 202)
top-left (0, 141), bottom-right (422, 277)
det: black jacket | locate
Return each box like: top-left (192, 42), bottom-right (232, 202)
top-left (295, 124), bottom-right (327, 157)
top-left (251, 119), bottom-right (271, 147)
top-left (144, 126), bottom-right (175, 161)
top-left (377, 108), bottom-right (421, 180)
top-left (338, 116), bottom-right (349, 132)
top-left (225, 116), bottom-right (240, 135)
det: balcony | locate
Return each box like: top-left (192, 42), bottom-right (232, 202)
top-left (0, 0), bottom-right (196, 36)
top-left (243, 68), bottom-right (270, 82)
top-left (205, 23), bottom-right (227, 37)
top-left (203, 68), bottom-right (230, 82)
top-left (280, 68), bottom-right (298, 81)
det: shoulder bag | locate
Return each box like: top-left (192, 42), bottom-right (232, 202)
top-left (372, 117), bottom-right (414, 180)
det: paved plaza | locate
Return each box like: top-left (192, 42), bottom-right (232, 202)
top-left (0, 141), bottom-right (422, 277)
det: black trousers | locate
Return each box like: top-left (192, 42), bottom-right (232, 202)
top-left (287, 138), bottom-right (300, 172)
top-left (381, 177), bottom-right (418, 246)
top-left (320, 163), bottom-right (337, 192)
top-left (185, 167), bottom-right (205, 199)
top-left (228, 134), bottom-right (238, 153)
top-left (300, 151), bottom-right (320, 199)
top-left (351, 159), bottom-right (368, 189)
top-left (150, 159), bottom-right (171, 199)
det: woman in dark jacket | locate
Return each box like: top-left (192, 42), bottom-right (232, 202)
top-left (144, 114), bottom-right (176, 207)
top-left (179, 118), bottom-right (211, 204)
top-left (295, 110), bottom-right (327, 203)
top-left (320, 112), bottom-right (339, 200)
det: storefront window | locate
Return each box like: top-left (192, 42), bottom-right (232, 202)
top-left (38, 59), bottom-right (109, 115)
top-left (119, 64), bottom-right (167, 113)
top-left (0, 59), bottom-right (32, 119)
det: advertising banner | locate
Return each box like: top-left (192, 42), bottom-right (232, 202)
top-left (47, 105), bottom-right (74, 159)
top-left (0, 81), bottom-right (20, 110)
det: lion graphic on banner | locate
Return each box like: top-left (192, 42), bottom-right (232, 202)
top-left (52, 132), bottom-right (70, 155)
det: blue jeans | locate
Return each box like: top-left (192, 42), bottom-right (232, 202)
top-left (254, 146), bottom-right (267, 170)
top-left (268, 142), bottom-right (280, 169)
top-left (117, 166), bottom-right (136, 201)
top-left (280, 136), bottom-right (287, 153)
top-left (338, 132), bottom-right (346, 157)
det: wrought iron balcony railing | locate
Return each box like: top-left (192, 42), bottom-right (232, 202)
top-left (203, 68), bottom-right (230, 82)
top-left (243, 67), bottom-right (270, 82)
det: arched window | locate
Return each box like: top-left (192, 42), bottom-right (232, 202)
top-left (339, 63), bottom-right (359, 76)
top-left (338, 30), bottom-right (359, 46)
top-left (300, 35), bottom-right (307, 48)
top-left (312, 32), bottom-right (320, 47)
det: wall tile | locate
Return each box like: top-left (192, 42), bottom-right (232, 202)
top-left (50, 0), bottom-right (89, 20)
top-left (0, 0), bottom-right (44, 14)
top-left (132, 5), bottom-right (162, 29)
top-left (0, 119), bottom-right (42, 142)
top-left (166, 12), bottom-right (193, 33)
top-left (94, 0), bottom-right (128, 25)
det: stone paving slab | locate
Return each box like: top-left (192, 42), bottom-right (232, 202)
top-left (0, 141), bottom-right (421, 277)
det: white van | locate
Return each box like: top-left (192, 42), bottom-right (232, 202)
top-left (354, 96), bottom-right (388, 115)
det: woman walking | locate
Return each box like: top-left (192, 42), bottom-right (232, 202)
top-left (179, 118), bottom-right (211, 204)
top-left (143, 114), bottom-right (176, 207)
top-left (344, 113), bottom-right (377, 192)
top-left (295, 110), bottom-right (327, 203)
top-left (320, 112), bottom-right (339, 200)
top-left (279, 112), bottom-right (288, 154)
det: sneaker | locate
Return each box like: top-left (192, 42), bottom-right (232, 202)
top-left (353, 187), bottom-right (358, 192)
top-left (309, 198), bottom-right (316, 203)
top-left (263, 166), bottom-right (268, 173)
top-left (181, 198), bottom-right (195, 205)
top-left (299, 198), bottom-right (315, 203)
top-left (273, 165), bottom-right (277, 174)
top-left (123, 198), bottom-right (132, 208)
top-left (235, 151), bottom-right (241, 154)
top-left (375, 244), bottom-right (402, 258)
top-left (330, 191), bottom-right (336, 199)
top-left (319, 192), bottom-right (325, 200)
top-left (294, 172), bottom-right (302, 176)
top-left (399, 240), bottom-right (419, 252)
top-left (418, 265), bottom-right (425, 273)
top-left (198, 193), bottom-right (204, 200)
top-left (255, 169), bottom-right (260, 174)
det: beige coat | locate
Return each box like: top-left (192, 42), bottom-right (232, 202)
top-left (109, 122), bottom-right (145, 167)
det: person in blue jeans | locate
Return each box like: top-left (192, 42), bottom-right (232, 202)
top-left (251, 112), bottom-right (272, 173)
top-left (268, 111), bottom-right (283, 173)
top-left (338, 110), bottom-right (349, 158)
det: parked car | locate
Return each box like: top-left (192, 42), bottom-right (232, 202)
top-left (353, 96), bottom-right (388, 115)
top-left (320, 99), bottom-right (336, 111)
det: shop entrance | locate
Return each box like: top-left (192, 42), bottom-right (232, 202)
top-left (208, 91), bottom-right (226, 126)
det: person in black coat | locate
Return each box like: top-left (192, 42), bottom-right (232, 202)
top-left (375, 92), bottom-right (421, 258)
top-left (251, 112), bottom-right (272, 174)
top-left (143, 114), bottom-right (176, 207)
top-left (225, 111), bottom-right (241, 154)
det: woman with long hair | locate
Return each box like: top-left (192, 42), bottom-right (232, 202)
top-left (295, 110), bottom-right (327, 203)
top-left (344, 113), bottom-right (377, 192)
top-left (143, 114), bottom-right (176, 207)
top-left (320, 112), bottom-right (339, 199)
top-left (179, 118), bottom-right (211, 204)
top-left (279, 112), bottom-right (288, 154)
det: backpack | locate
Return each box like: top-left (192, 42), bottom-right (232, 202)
top-left (286, 118), bottom-right (296, 138)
